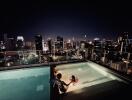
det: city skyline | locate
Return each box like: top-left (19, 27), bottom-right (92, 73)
top-left (0, 32), bottom-right (132, 42)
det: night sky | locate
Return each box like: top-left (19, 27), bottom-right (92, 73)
top-left (0, 1), bottom-right (132, 41)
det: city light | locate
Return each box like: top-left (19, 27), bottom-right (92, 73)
top-left (89, 41), bottom-right (92, 44)
top-left (68, 39), bottom-right (71, 43)
top-left (17, 36), bottom-right (24, 41)
top-left (94, 37), bottom-right (100, 41)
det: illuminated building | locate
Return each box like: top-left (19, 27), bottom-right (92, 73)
top-left (55, 36), bottom-right (63, 51)
top-left (24, 41), bottom-right (32, 50)
top-left (65, 39), bottom-right (72, 50)
top-left (80, 41), bottom-right (88, 49)
top-left (117, 32), bottom-right (129, 53)
top-left (0, 34), bottom-right (6, 51)
top-left (73, 41), bottom-right (77, 49)
top-left (0, 41), bottom-right (6, 52)
top-left (0, 34), bottom-right (16, 51)
top-left (93, 38), bottom-right (101, 51)
top-left (16, 36), bottom-right (24, 50)
top-left (47, 39), bottom-right (52, 53)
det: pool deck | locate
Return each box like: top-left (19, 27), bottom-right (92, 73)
top-left (63, 80), bottom-right (131, 100)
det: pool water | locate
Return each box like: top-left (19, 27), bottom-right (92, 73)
top-left (0, 67), bottom-right (50, 100)
top-left (56, 62), bottom-right (124, 92)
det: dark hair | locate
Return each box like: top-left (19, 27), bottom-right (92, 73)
top-left (57, 73), bottom-right (62, 79)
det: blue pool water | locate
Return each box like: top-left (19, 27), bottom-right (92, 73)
top-left (0, 67), bottom-right (50, 100)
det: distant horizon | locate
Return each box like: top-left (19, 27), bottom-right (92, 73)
top-left (1, 32), bottom-right (132, 42)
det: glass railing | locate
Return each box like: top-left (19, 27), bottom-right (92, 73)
top-left (0, 50), bottom-right (83, 67)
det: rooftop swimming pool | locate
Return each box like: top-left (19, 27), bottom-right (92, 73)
top-left (0, 66), bottom-right (50, 100)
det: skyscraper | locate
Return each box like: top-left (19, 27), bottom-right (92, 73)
top-left (55, 36), bottom-right (63, 51)
top-left (6, 37), bottom-right (16, 51)
top-left (0, 33), bottom-right (16, 51)
top-left (16, 36), bottom-right (24, 50)
top-left (117, 32), bottom-right (129, 53)
top-left (6, 33), bottom-right (17, 51)
top-left (0, 34), bottom-right (6, 51)
top-left (35, 34), bottom-right (42, 54)
top-left (47, 39), bottom-right (52, 53)
top-left (0, 41), bottom-right (6, 52)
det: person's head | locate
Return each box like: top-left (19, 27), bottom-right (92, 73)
top-left (57, 73), bottom-right (62, 79)
top-left (72, 75), bottom-right (75, 78)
